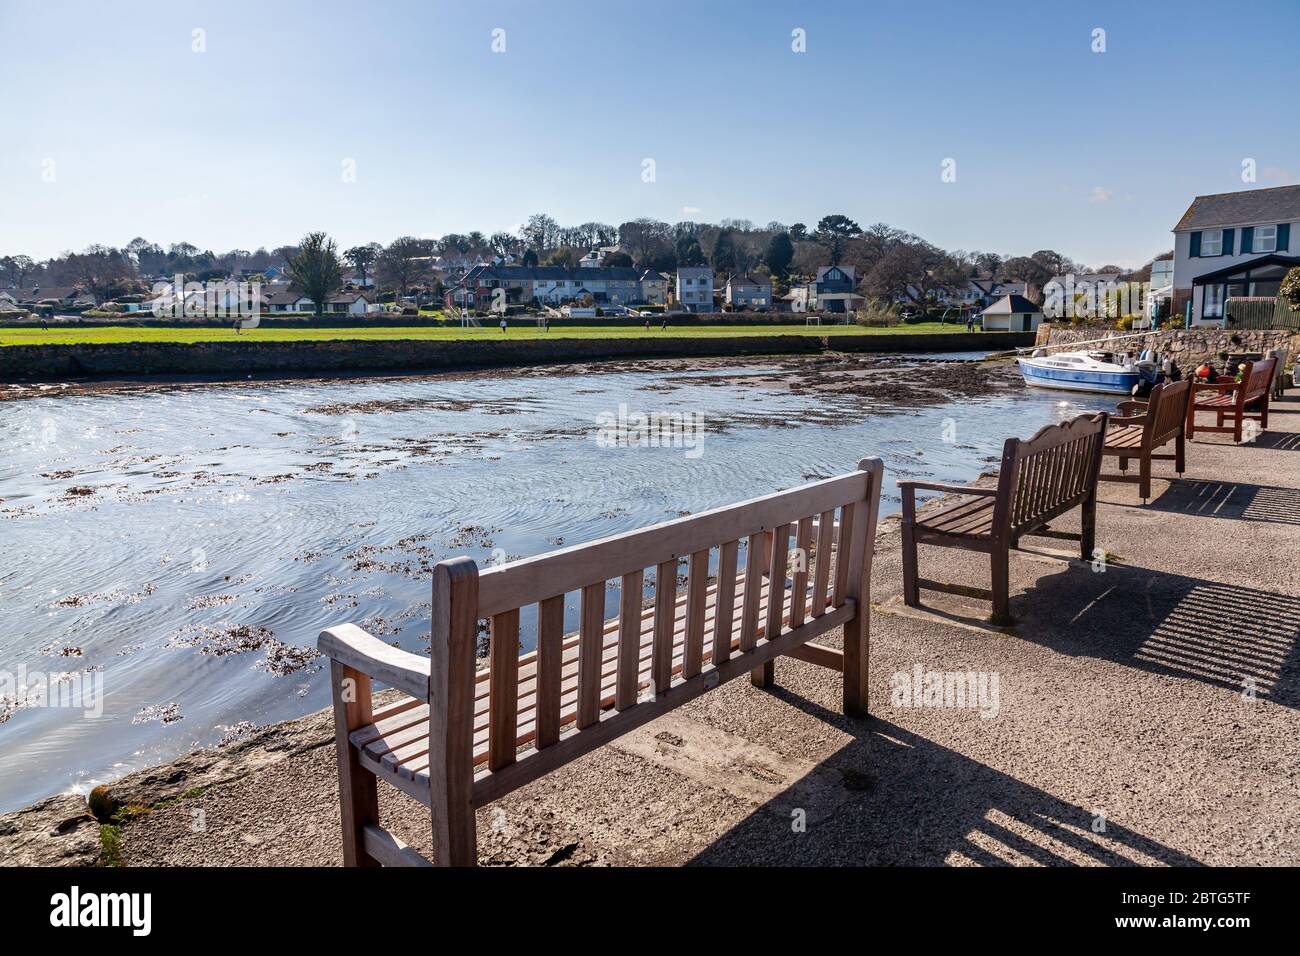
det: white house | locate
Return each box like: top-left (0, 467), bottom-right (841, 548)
top-left (325, 291), bottom-right (374, 315)
top-left (980, 294), bottom-right (1043, 332)
top-left (676, 266), bottom-right (714, 312)
top-left (579, 246), bottom-right (619, 268)
top-left (1171, 183), bottom-right (1299, 325)
top-left (264, 288), bottom-right (316, 313)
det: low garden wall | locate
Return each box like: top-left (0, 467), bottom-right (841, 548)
top-left (1034, 324), bottom-right (1298, 370)
top-left (0, 331), bottom-right (1034, 383)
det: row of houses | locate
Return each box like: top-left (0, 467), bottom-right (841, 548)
top-left (442, 265), bottom-right (779, 312)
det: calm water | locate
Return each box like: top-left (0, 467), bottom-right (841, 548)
top-left (0, 356), bottom-right (1086, 810)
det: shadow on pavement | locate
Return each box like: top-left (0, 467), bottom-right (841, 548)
top-left (1145, 479), bottom-right (1300, 526)
top-left (688, 707), bottom-right (1204, 866)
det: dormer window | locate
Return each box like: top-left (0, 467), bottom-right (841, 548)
top-left (1200, 229), bottom-right (1223, 256)
top-left (1253, 225), bottom-right (1277, 253)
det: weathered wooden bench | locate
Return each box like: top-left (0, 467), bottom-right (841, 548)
top-left (1187, 357), bottom-right (1276, 443)
top-left (899, 413), bottom-right (1107, 626)
top-left (318, 458), bottom-right (884, 866)
top-left (1100, 378), bottom-right (1192, 500)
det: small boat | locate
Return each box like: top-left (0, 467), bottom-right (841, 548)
top-left (1017, 350), bottom-right (1143, 395)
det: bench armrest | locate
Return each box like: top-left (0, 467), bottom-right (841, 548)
top-left (897, 480), bottom-right (998, 497)
top-left (318, 623), bottom-right (430, 699)
top-left (1108, 413), bottom-right (1147, 427)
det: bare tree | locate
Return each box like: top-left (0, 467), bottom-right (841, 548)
top-left (377, 236), bottom-right (430, 295)
top-left (344, 242), bottom-right (382, 285)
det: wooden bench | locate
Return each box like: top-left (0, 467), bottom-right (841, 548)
top-left (899, 413), bottom-right (1107, 626)
top-left (1100, 378), bottom-right (1192, 501)
top-left (318, 459), bottom-right (884, 866)
top-left (1187, 357), bottom-right (1276, 443)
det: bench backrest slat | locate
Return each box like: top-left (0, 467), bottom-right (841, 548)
top-left (615, 569), bottom-right (644, 710)
top-left (487, 609), bottom-right (520, 771)
top-left (765, 524), bottom-right (792, 650)
top-left (710, 540), bottom-right (740, 665)
top-left (534, 596), bottom-right (564, 748)
top-left (790, 517), bottom-right (814, 630)
top-left (739, 532), bottom-right (766, 653)
top-left (998, 413), bottom-right (1107, 537)
top-left (684, 549), bottom-right (710, 680)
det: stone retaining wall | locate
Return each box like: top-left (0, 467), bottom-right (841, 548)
top-left (0, 331), bottom-right (1034, 383)
top-left (1035, 324), bottom-right (1298, 369)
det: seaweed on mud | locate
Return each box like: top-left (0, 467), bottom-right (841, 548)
top-left (50, 584), bottom-right (156, 609)
top-left (132, 703), bottom-right (183, 725)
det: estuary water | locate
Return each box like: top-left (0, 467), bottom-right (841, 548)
top-left (0, 354), bottom-right (1088, 810)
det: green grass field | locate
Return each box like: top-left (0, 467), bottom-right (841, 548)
top-left (0, 322), bottom-right (977, 347)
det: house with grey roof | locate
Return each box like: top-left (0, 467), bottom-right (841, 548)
top-left (325, 290), bottom-right (375, 315)
top-left (263, 287), bottom-right (316, 313)
top-left (640, 270), bottom-right (669, 306)
top-left (724, 273), bottom-right (773, 309)
top-left (814, 265), bottom-right (862, 313)
top-left (979, 293), bottom-right (1043, 332)
top-left (1171, 183), bottom-right (1300, 324)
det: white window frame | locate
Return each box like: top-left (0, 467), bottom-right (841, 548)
top-left (1200, 229), bottom-right (1223, 256)
top-left (1253, 225), bottom-right (1277, 254)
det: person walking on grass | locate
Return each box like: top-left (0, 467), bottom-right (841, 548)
top-left (500, 317), bottom-right (508, 334)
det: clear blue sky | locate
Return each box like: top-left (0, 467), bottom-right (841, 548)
top-left (3, 0), bottom-right (1297, 267)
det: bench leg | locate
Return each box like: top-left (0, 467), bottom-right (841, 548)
top-left (1139, 455), bottom-right (1151, 501)
top-left (842, 611), bottom-right (868, 718)
top-left (330, 661), bottom-right (380, 868)
top-left (1233, 412), bottom-right (1242, 444)
top-left (989, 543), bottom-right (1011, 626)
top-left (750, 660), bottom-right (774, 688)
top-left (901, 497), bottom-right (920, 608)
top-left (1175, 432), bottom-right (1186, 474)
top-left (1118, 456), bottom-right (1128, 473)
top-left (1260, 394), bottom-right (1270, 431)
top-left (1081, 494), bottom-right (1097, 560)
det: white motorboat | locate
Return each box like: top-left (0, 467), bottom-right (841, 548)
top-left (1017, 349), bottom-right (1143, 395)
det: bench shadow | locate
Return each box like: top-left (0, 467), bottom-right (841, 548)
top-left (1251, 430), bottom-right (1300, 451)
top-left (1145, 479), bottom-right (1300, 526)
top-left (687, 708), bottom-right (1203, 866)
top-left (1011, 561), bottom-right (1300, 708)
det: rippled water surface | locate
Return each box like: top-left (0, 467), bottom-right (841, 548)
top-left (0, 355), bottom-right (1088, 810)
